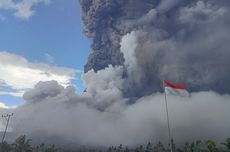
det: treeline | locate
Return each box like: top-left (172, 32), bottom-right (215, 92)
top-left (0, 135), bottom-right (230, 152)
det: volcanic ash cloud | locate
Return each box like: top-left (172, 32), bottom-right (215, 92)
top-left (1, 0), bottom-right (230, 147)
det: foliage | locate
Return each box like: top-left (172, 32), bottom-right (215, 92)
top-left (0, 136), bottom-right (230, 152)
top-left (221, 138), bottom-right (230, 152)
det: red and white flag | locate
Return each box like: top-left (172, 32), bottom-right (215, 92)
top-left (163, 80), bottom-right (190, 97)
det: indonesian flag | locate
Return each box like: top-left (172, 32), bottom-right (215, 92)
top-left (163, 80), bottom-right (190, 97)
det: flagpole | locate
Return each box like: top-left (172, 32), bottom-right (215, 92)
top-left (163, 82), bottom-right (173, 152)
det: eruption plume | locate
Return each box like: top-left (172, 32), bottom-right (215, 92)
top-left (0, 0), bottom-right (230, 147)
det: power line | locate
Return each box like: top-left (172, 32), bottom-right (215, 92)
top-left (1, 113), bottom-right (14, 144)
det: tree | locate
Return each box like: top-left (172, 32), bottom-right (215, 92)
top-left (124, 146), bottom-right (129, 152)
top-left (13, 135), bottom-right (33, 152)
top-left (194, 140), bottom-right (205, 152)
top-left (1, 141), bottom-right (12, 152)
top-left (145, 142), bottom-right (152, 152)
top-left (45, 144), bottom-right (57, 152)
top-left (153, 142), bottom-right (165, 152)
top-left (221, 138), bottom-right (230, 152)
top-left (205, 140), bottom-right (217, 152)
top-left (117, 144), bottom-right (123, 152)
top-left (183, 142), bottom-right (190, 152)
top-left (107, 147), bottom-right (113, 152)
top-left (182, 140), bottom-right (206, 152)
top-left (171, 139), bottom-right (176, 152)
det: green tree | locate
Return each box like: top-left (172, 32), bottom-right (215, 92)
top-left (117, 144), bottom-right (123, 152)
top-left (153, 142), bottom-right (165, 152)
top-left (145, 142), bottom-right (152, 152)
top-left (221, 138), bottom-right (230, 152)
top-left (124, 146), bottom-right (129, 152)
top-left (45, 145), bottom-right (57, 152)
top-left (107, 147), bottom-right (113, 152)
top-left (13, 135), bottom-right (33, 152)
top-left (1, 141), bottom-right (12, 152)
top-left (205, 140), bottom-right (217, 152)
top-left (171, 139), bottom-right (176, 152)
top-left (139, 145), bottom-right (144, 152)
top-left (183, 142), bottom-right (190, 152)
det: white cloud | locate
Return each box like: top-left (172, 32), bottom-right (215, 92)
top-left (0, 51), bottom-right (78, 97)
top-left (0, 91), bottom-right (24, 97)
top-left (0, 102), bottom-right (9, 109)
top-left (0, 0), bottom-right (51, 20)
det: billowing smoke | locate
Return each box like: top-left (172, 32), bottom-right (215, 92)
top-left (80, 0), bottom-right (230, 95)
top-left (0, 0), bottom-right (230, 147)
top-left (1, 81), bottom-right (230, 146)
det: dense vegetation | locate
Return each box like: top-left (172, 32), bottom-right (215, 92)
top-left (1, 136), bottom-right (230, 152)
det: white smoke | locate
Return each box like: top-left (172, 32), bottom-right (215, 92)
top-left (1, 90), bottom-right (230, 146)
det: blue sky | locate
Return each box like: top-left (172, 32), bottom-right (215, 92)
top-left (0, 0), bottom-right (91, 106)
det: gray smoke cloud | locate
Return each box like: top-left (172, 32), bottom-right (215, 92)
top-left (1, 83), bottom-right (230, 146)
top-left (80, 0), bottom-right (230, 95)
top-left (1, 35), bottom-right (230, 146)
top-left (0, 0), bottom-right (230, 148)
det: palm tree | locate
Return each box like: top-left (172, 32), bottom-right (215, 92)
top-left (205, 140), bottom-right (217, 152)
top-left (221, 138), bottom-right (230, 152)
top-left (145, 142), bottom-right (152, 152)
top-left (117, 144), bottom-right (123, 152)
top-left (45, 144), bottom-right (57, 152)
top-left (124, 146), bottom-right (129, 152)
top-left (13, 135), bottom-right (33, 152)
top-left (153, 142), bottom-right (165, 152)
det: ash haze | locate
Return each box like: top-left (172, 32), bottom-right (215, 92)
top-left (0, 0), bottom-right (230, 147)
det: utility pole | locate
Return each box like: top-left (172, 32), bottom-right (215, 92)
top-left (1, 113), bottom-right (13, 144)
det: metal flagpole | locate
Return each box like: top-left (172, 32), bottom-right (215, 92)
top-left (163, 83), bottom-right (173, 152)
